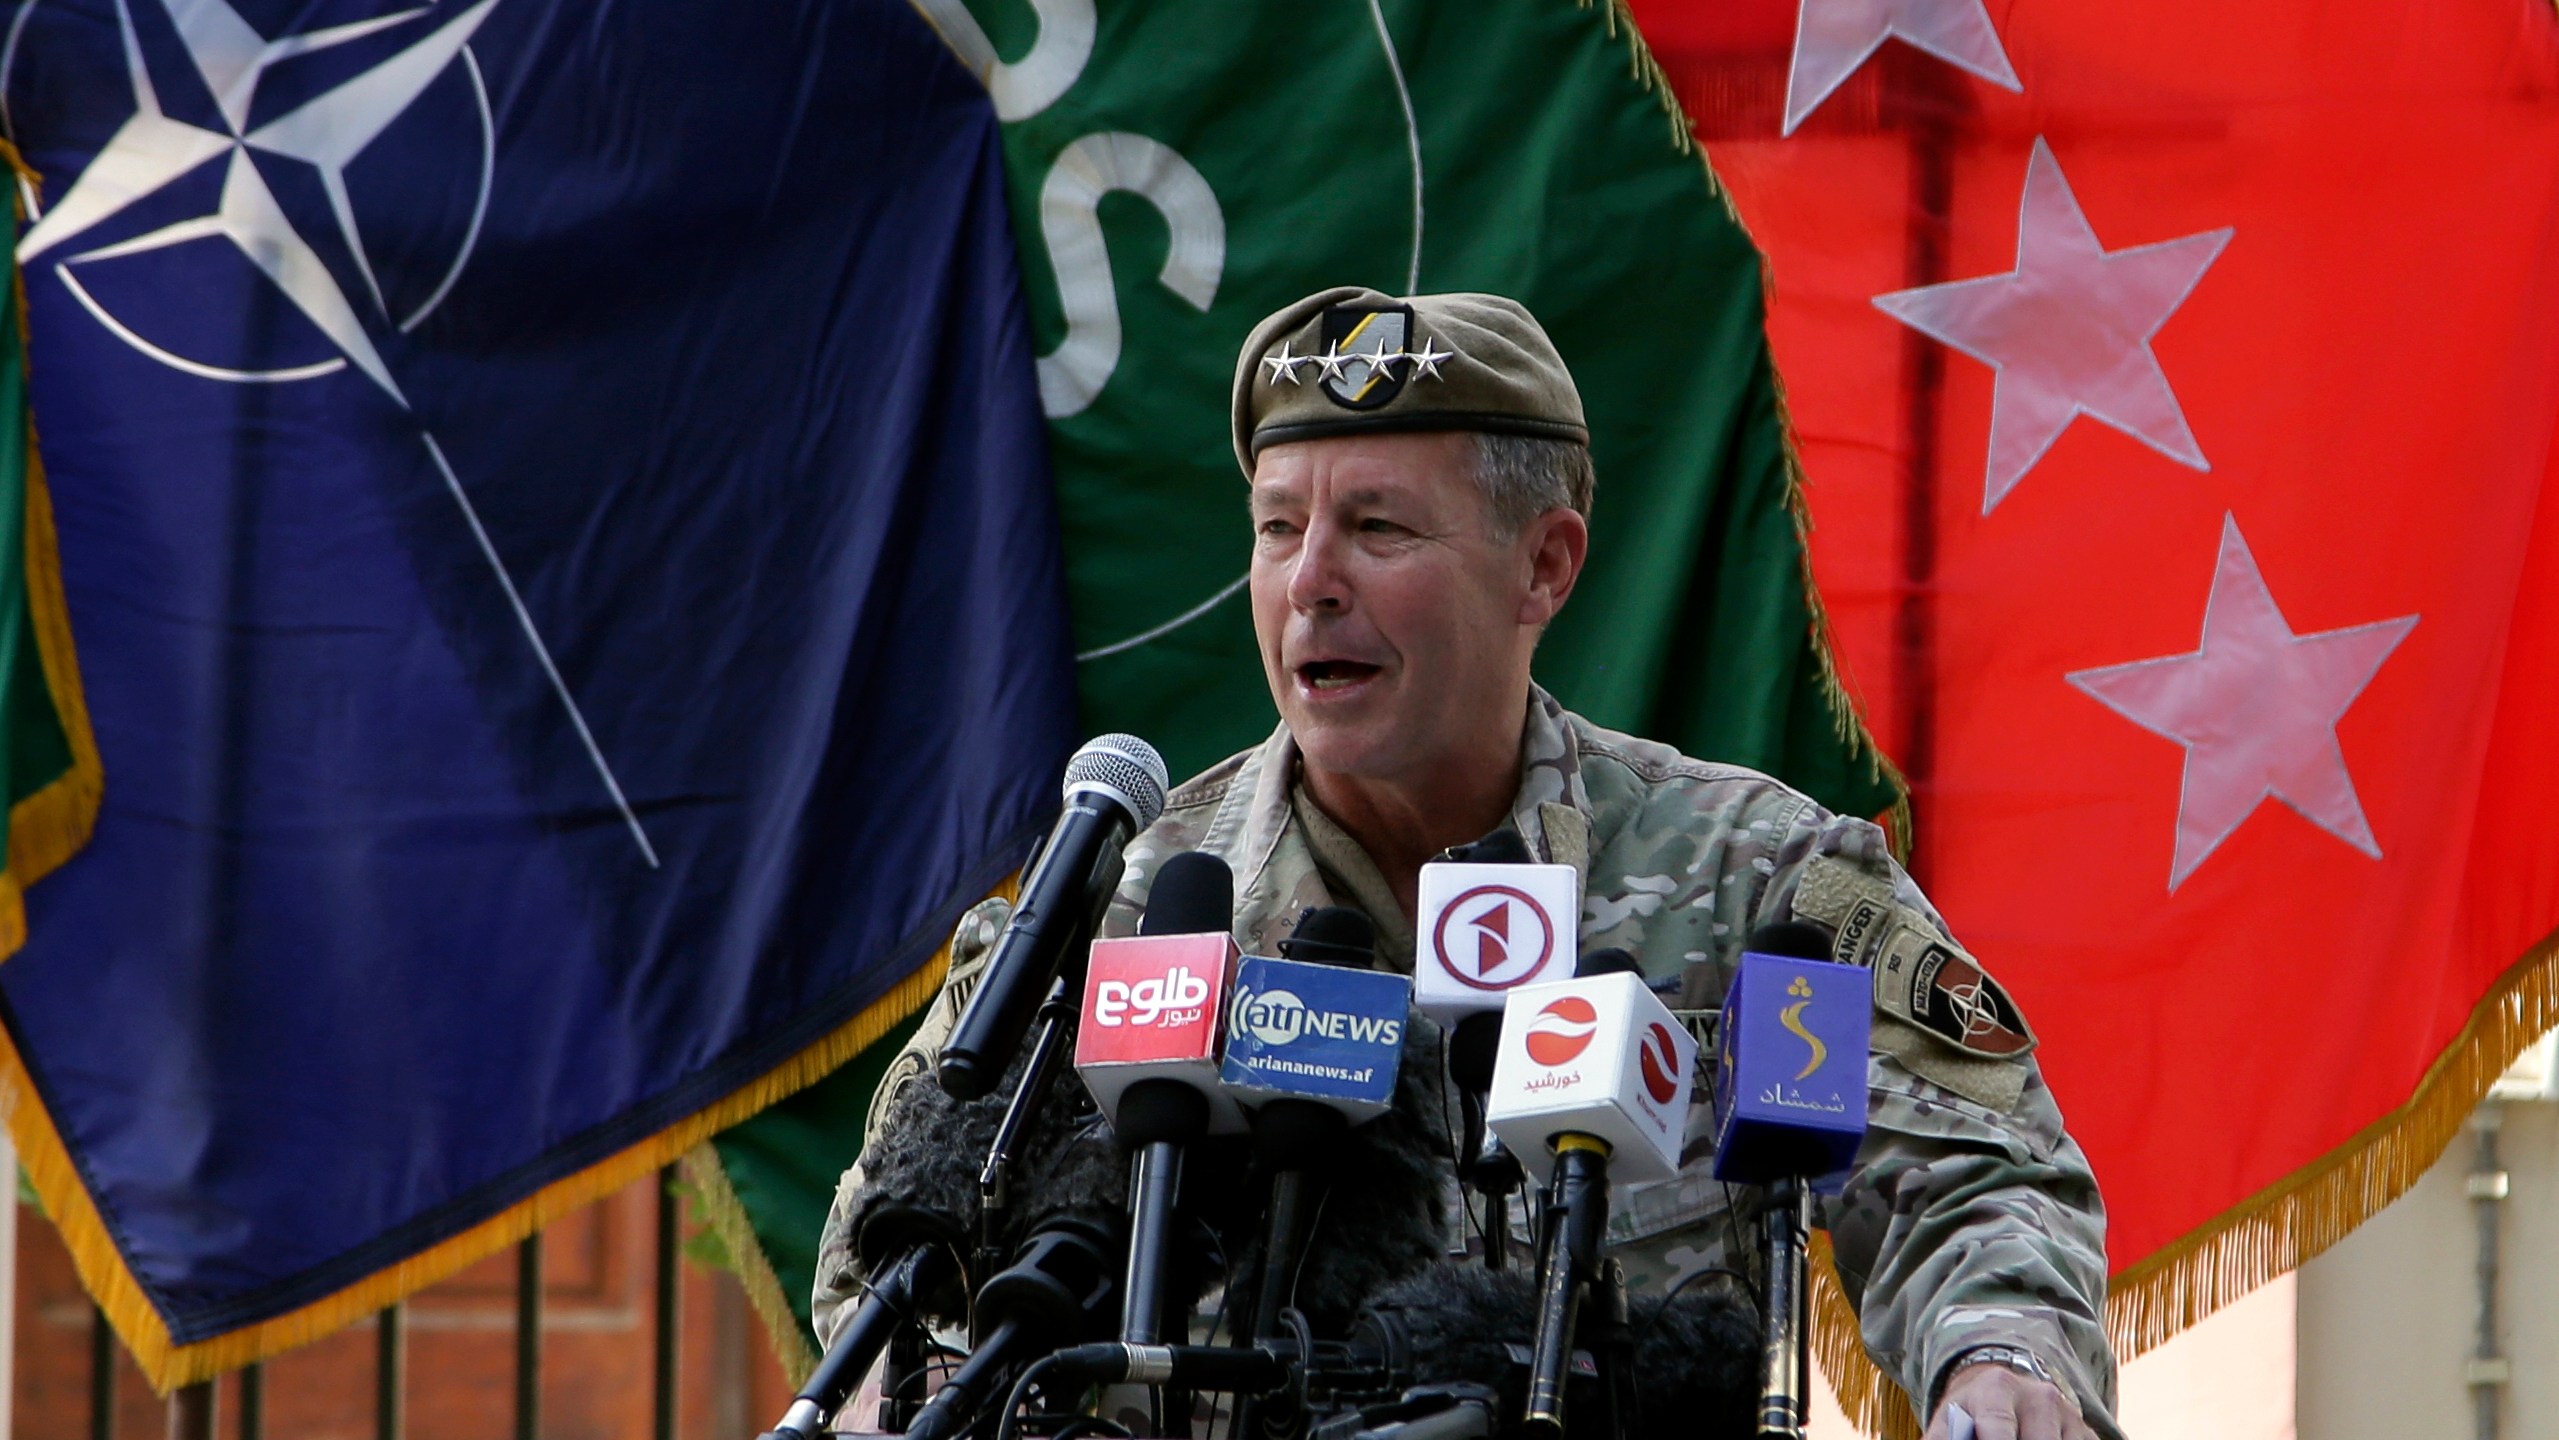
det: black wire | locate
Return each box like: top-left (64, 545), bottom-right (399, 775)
top-left (995, 1356), bottom-right (1060, 1440)
top-left (1716, 1182), bottom-right (1766, 1308)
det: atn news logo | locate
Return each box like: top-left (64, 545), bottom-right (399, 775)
top-left (1091, 967), bottom-right (1211, 1028)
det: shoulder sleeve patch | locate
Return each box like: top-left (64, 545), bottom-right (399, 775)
top-left (1786, 856), bottom-right (2039, 1091)
top-left (1869, 917), bottom-right (2037, 1061)
top-left (1872, 1015), bottom-right (2029, 1114)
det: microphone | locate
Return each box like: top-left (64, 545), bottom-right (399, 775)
top-left (1074, 852), bottom-right (1246, 1344)
top-left (761, 1242), bottom-right (957, 1440)
top-left (940, 734), bottom-right (1172, 1102)
top-left (1421, 829), bottom-right (1563, 1274)
top-left (1221, 907), bottom-right (1405, 1438)
top-left (1224, 908), bottom-right (1407, 1332)
top-left (1483, 951), bottom-right (1698, 1439)
top-left (900, 1220), bottom-right (1120, 1440)
top-left (1354, 1262), bottom-right (1759, 1439)
top-left (1413, 830), bottom-right (1578, 1027)
top-left (1482, 950), bottom-right (1693, 1190)
top-left (1708, 921), bottom-right (1865, 1187)
top-left (1711, 921), bottom-right (1865, 1440)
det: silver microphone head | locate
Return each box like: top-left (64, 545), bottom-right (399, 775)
top-left (1063, 733), bottom-right (1170, 830)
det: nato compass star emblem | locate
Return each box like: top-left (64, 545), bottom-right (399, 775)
top-left (4, 0), bottom-right (663, 867)
top-left (9, 0), bottom-right (503, 404)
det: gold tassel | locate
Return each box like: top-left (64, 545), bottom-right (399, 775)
top-left (679, 1143), bottom-right (824, 1385)
top-left (0, 136), bottom-right (106, 963)
top-left (9, 877), bottom-right (1004, 1392)
top-left (1805, 927), bottom-right (2559, 1436)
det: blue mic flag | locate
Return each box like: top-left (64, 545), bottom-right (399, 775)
top-left (0, 0), bottom-right (1073, 1382)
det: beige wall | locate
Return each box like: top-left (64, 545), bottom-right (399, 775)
top-left (1795, 1081), bottom-right (2559, 1439)
top-left (2297, 1097), bottom-right (2559, 1440)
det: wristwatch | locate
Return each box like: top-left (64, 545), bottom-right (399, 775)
top-left (1950, 1344), bottom-right (2053, 1385)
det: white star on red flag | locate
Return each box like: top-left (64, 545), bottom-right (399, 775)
top-left (1874, 138), bottom-right (2234, 514)
top-left (2067, 515), bottom-right (2418, 890)
top-left (1782, 0), bottom-right (2021, 136)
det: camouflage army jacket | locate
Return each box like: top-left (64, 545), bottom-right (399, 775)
top-left (822, 687), bottom-right (2119, 1434)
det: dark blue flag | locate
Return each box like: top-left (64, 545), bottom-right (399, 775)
top-left (0, 0), bottom-right (1073, 1381)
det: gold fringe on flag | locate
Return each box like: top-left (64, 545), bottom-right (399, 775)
top-left (680, 1142), bottom-right (825, 1385)
top-left (0, 896), bottom-right (983, 1392)
top-left (1803, 925), bottom-right (2559, 1437)
top-left (0, 138), bottom-right (105, 960)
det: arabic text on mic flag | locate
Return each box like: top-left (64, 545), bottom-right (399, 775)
top-left (2, 0), bottom-right (1075, 1386)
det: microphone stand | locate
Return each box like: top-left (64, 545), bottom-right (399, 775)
top-left (758, 1242), bottom-right (954, 1440)
top-left (1755, 1179), bottom-right (1814, 1440)
top-left (978, 973), bottom-right (1083, 1283)
top-left (1522, 1136), bottom-right (1613, 1440)
top-left (1462, 1121), bottom-right (1524, 1272)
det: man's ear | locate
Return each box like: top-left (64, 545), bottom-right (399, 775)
top-left (1518, 507), bottom-right (1589, 627)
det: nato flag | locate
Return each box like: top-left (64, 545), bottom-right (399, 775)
top-left (2, 0), bottom-right (1072, 1358)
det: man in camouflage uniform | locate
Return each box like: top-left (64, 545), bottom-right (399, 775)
top-left (820, 288), bottom-right (2117, 1440)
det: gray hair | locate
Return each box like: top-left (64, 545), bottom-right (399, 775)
top-left (1470, 432), bottom-right (1594, 539)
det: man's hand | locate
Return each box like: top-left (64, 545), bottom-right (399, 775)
top-left (1924, 1362), bottom-right (2094, 1440)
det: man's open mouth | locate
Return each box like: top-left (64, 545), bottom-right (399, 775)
top-left (1298, 660), bottom-right (1382, 691)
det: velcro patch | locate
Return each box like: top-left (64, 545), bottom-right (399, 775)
top-left (1871, 921), bottom-right (2036, 1059)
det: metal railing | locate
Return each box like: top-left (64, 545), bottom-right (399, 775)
top-left (97, 1164), bottom-right (688, 1440)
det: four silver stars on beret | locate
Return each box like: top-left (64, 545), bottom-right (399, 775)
top-left (1262, 339), bottom-right (1458, 385)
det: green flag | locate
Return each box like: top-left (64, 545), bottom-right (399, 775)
top-left (0, 153), bottom-right (99, 960)
top-left (697, 0), bottom-right (1899, 1370)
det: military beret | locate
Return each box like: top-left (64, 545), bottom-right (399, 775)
top-left (1230, 286), bottom-right (1588, 476)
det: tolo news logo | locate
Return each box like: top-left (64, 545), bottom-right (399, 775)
top-left (1522, 995), bottom-right (1597, 1067)
top-left (1091, 966), bottom-right (1210, 1028)
top-left (1430, 884), bottom-right (1556, 990)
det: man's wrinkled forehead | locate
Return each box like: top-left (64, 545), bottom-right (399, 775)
top-left (1248, 434), bottom-right (1471, 516)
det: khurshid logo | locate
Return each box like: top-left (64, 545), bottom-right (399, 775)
top-left (1092, 967), bottom-right (1210, 1028)
top-left (1522, 995), bottom-right (1598, 1067)
top-left (1639, 1022), bottom-right (1681, 1105)
top-left (1231, 985), bottom-right (1404, 1048)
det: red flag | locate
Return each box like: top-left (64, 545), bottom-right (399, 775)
top-left (1629, 0), bottom-right (2559, 1425)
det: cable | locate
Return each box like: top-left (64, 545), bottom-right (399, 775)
top-left (996, 1355), bottom-right (1061, 1440)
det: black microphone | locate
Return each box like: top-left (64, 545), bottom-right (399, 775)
top-left (1142, 850), bottom-right (1236, 939)
top-left (1242, 905), bottom-right (1382, 1342)
top-left (1575, 947), bottom-right (1641, 979)
top-left (1438, 828), bottom-right (1538, 1273)
top-left (1356, 1263), bottom-right (1759, 1439)
top-left (902, 1219), bottom-right (1120, 1440)
top-left (1072, 852), bottom-right (1240, 1347)
top-left (939, 735), bottom-right (1171, 1101)
top-left (760, 1242), bottom-right (957, 1440)
top-left (1477, 946), bottom-right (1697, 1440)
top-left (1724, 920), bottom-right (1848, 1440)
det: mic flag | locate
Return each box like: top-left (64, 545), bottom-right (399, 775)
top-left (1414, 855), bottom-right (1580, 1024)
top-left (1220, 956), bottom-right (1410, 1122)
top-left (2, 0), bottom-right (1073, 1383)
top-left (1484, 970), bottom-right (1696, 1185)
top-left (1076, 932), bottom-right (1247, 1136)
top-left (1710, 945), bottom-right (1870, 1192)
